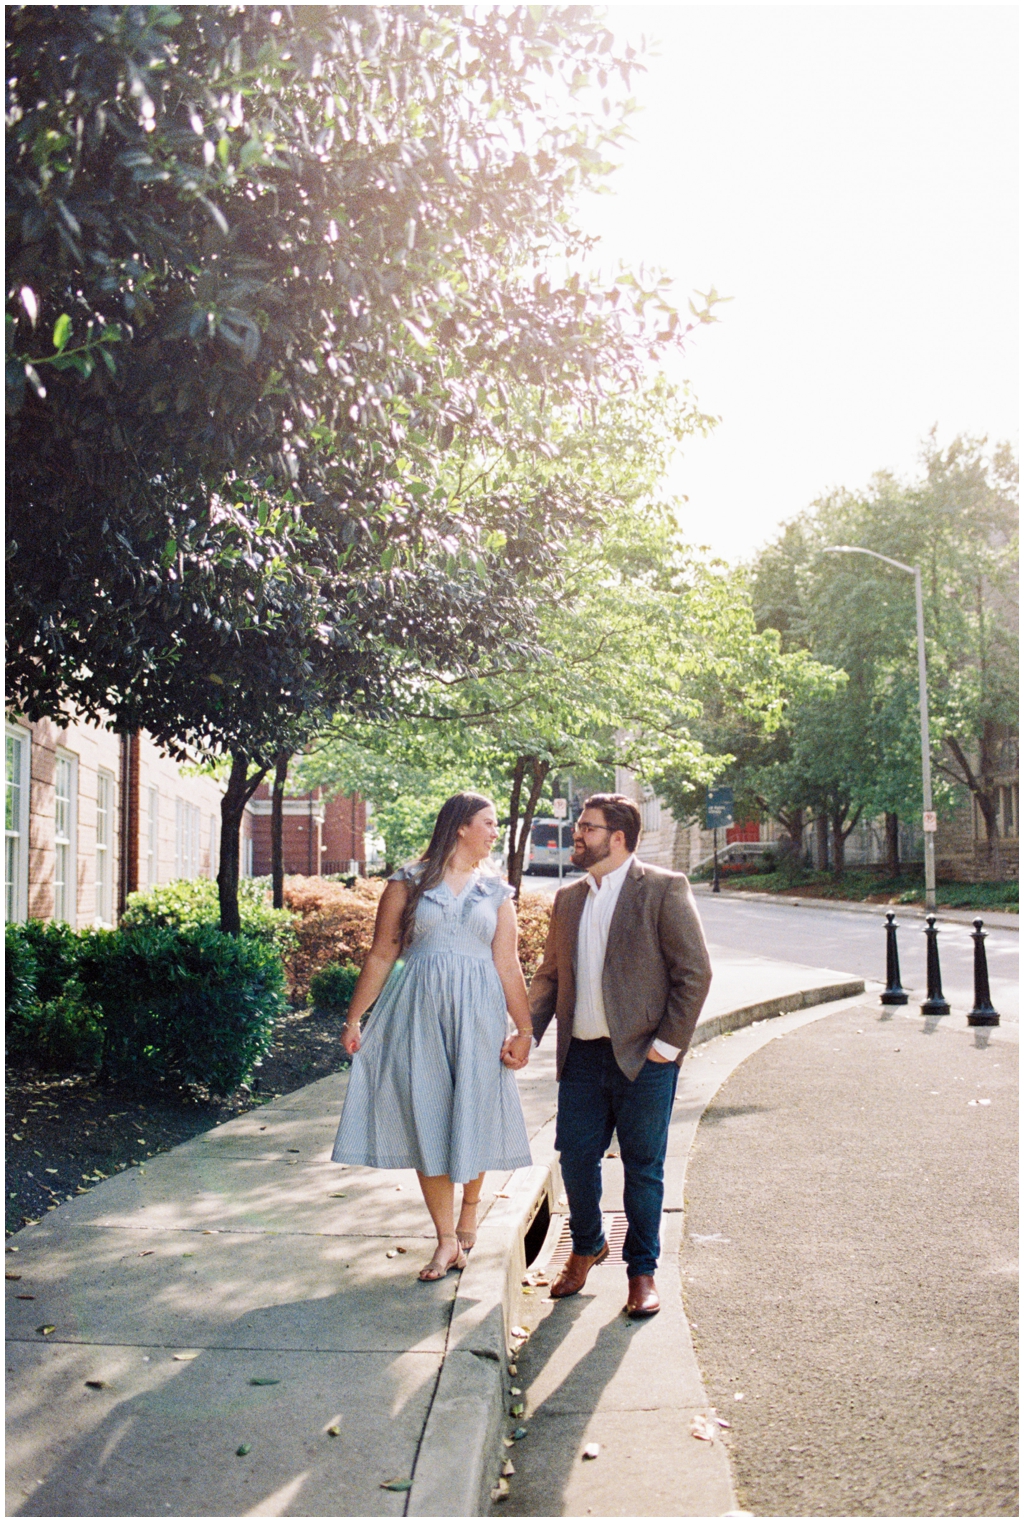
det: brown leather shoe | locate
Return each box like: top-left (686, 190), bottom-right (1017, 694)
top-left (548, 1242), bottom-right (610, 1299)
top-left (624, 1274), bottom-right (660, 1318)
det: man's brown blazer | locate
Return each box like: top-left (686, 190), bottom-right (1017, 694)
top-left (528, 858), bottom-right (712, 1081)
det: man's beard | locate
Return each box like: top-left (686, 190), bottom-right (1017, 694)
top-left (571, 835), bottom-right (611, 871)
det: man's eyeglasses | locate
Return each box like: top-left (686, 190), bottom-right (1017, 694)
top-left (573, 823), bottom-right (613, 837)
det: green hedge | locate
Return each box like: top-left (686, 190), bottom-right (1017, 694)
top-left (5, 917), bottom-right (285, 1095)
top-left (122, 877), bottom-right (297, 952)
top-left (308, 960), bottom-right (360, 1014)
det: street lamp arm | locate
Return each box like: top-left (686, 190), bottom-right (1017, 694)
top-left (822, 545), bottom-right (917, 577)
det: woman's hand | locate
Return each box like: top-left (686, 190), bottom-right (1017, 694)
top-left (501, 1031), bottom-right (532, 1070)
top-left (341, 1019), bottom-right (362, 1057)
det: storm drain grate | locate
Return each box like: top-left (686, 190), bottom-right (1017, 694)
top-left (547, 1212), bottom-right (628, 1268)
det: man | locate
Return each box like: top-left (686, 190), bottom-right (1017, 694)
top-left (529, 793), bottom-right (712, 1317)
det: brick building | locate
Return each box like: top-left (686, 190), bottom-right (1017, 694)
top-left (5, 716), bottom-right (251, 928)
top-left (248, 783), bottom-right (367, 877)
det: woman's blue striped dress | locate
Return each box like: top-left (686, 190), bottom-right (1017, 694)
top-left (331, 866), bottom-right (533, 1183)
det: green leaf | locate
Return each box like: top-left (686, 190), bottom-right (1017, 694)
top-left (248, 1377), bottom-right (279, 1385)
top-left (52, 314), bottom-right (72, 352)
top-left (160, 540), bottom-right (178, 568)
top-left (236, 1443), bottom-right (252, 1457)
top-left (380, 1479), bottom-right (412, 1493)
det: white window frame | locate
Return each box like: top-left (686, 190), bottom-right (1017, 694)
top-left (175, 799), bottom-right (201, 880)
top-left (95, 768), bottom-right (115, 926)
top-left (208, 812), bottom-right (219, 880)
top-left (54, 749), bottom-right (78, 926)
top-left (146, 785), bottom-right (159, 888)
top-left (5, 724), bottom-right (30, 924)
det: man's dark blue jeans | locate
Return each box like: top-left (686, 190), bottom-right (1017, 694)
top-left (555, 1036), bottom-right (679, 1279)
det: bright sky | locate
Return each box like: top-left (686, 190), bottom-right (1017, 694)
top-left (582, 4), bottom-right (1018, 562)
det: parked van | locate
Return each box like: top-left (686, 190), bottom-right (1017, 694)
top-left (524, 816), bottom-right (576, 875)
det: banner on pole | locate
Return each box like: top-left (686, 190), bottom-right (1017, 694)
top-left (706, 787), bottom-right (734, 830)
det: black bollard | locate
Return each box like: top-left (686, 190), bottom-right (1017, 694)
top-left (880, 911), bottom-right (909, 1005)
top-left (712, 827), bottom-right (721, 893)
top-left (920, 913), bottom-right (950, 1016)
top-left (967, 918), bottom-right (1000, 1026)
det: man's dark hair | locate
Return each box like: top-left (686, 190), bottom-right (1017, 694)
top-left (583, 793), bottom-right (642, 852)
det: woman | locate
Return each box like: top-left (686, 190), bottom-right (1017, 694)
top-left (333, 793), bottom-right (534, 1281)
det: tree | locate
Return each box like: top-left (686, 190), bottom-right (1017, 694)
top-left (747, 432), bottom-right (1018, 874)
top-left (7, 5), bottom-right (702, 927)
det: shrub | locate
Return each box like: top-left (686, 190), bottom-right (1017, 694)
top-left (515, 890), bottom-right (552, 981)
top-left (84, 923), bottom-right (285, 1095)
top-left (122, 877), bottom-right (297, 954)
top-left (308, 960), bottom-right (361, 1014)
top-left (6, 923), bottom-right (104, 1071)
top-left (282, 876), bottom-right (384, 1004)
top-left (5, 921), bottom-right (38, 1022)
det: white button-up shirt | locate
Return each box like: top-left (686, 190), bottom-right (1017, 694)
top-left (573, 855), bottom-right (680, 1061)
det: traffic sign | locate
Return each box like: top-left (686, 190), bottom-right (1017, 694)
top-left (552, 798), bottom-right (568, 819)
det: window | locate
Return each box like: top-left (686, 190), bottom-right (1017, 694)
top-left (1001, 785), bottom-right (1017, 839)
top-left (640, 790), bottom-right (661, 833)
top-left (54, 752), bottom-right (78, 925)
top-left (146, 786), bottom-right (159, 887)
top-left (5, 726), bottom-right (29, 923)
top-left (207, 812), bottom-right (219, 879)
top-left (175, 800), bottom-right (201, 879)
top-left (95, 769), bottom-right (114, 925)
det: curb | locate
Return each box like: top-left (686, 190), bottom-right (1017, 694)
top-left (692, 979), bottom-right (866, 1045)
top-left (406, 978), bottom-right (865, 1516)
top-left (407, 1163), bottom-right (559, 1517)
top-left (693, 884), bottom-right (1018, 930)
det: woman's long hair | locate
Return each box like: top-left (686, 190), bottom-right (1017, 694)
top-left (398, 792), bottom-right (495, 947)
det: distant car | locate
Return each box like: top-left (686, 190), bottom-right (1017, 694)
top-left (524, 816), bottom-right (576, 875)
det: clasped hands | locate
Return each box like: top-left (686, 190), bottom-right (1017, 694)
top-left (500, 1030), bottom-right (532, 1070)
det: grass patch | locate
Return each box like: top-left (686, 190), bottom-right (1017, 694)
top-left (713, 868), bottom-right (1017, 911)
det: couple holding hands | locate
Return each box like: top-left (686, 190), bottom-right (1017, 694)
top-left (333, 790), bottom-right (712, 1317)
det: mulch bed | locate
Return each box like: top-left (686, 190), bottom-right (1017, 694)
top-left (5, 1006), bottom-right (350, 1238)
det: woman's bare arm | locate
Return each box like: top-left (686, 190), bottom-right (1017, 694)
top-left (492, 898), bottom-right (532, 1069)
top-left (341, 881), bottom-right (407, 1055)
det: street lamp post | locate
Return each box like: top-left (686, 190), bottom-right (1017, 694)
top-left (822, 546), bottom-right (937, 913)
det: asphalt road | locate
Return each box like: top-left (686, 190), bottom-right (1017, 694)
top-left (695, 896), bottom-right (1018, 1021)
top-left (523, 874), bottom-right (1018, 1021)
top-left (683, 1000), bottom-right (1018, 1517)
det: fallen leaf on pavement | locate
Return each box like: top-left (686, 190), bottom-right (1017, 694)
top-left (510, 1403), bottom-right (524, 1416)
top-left (510, 1326), bottom-right (529, 1340)
top-left (326, 1424), bottom-right (341, 1437)
top-left (490, 1479), bottom-right (510, 1502)
top-left (508, 1364), bottom-right (517, 1375)
top-left (16, 1294), bottom-right (34, 1300)
top-left (138, 1250), bottom-right (154, 1257)
top-left (501, 1460), bottom-right (515, 1477)
top-left (6, 1272), bottom-right (21, 1280)
top-left (385, 1249), bottom-right (399, 1259)
top-left (582, 1443), bottom-right (600, 1460)
top-left (249, 1378), bottom-right (279, 1386)
top-left (690, 1415), bottom-right (716, 1442)
top-left (734, 1392), bottom-right (745, 1401)
top-left (85, 1380), bottom-right (107, 1389)
top-left (510, 1386), bottom-right (522, 1396)
top-left (329, 1193), bottom-right (347, 1198)
top-left (172, 1352), bottom-right (200, 1361)
top-left (510, 1427), bottom-right (528, 1441)
top-left (36, 1325), bottom-right (55, 1336)
top-left (236, 1444), bottom-right (251, 1457)
top-left (380, 1478), bottom-right (412, 1492)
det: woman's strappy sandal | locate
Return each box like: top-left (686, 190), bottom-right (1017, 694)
top-left (456, 1199), bottom-right (480, 1256)
top-left (418, 1235), bottom-right (467, 1281)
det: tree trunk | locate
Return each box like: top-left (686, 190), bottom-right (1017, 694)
top-left (506, 756), bottom-right (551, 898)
top-left (830, 814), bottom-right (846, 878)
top-left (884, 812), bottom-right (900, 876)
top-left (814, 814), bottom-right (829, 872)
top-left (271, 750), bottom-right (290, 910)
top-left (941, 733), bottom-right (1003, 872)
top-left (218, 752), bottom-right (269, 935)
top-left (779, 807), bottom-right (804, 864)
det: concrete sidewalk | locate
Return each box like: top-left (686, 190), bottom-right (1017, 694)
top-left (5, 950), bottom-right (864, 1518)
